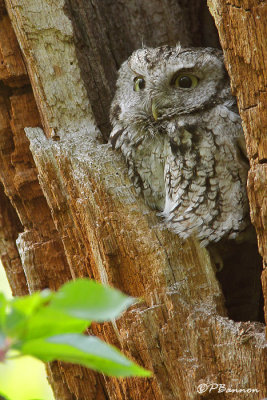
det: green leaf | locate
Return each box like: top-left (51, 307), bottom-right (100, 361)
top-left (20, 307), bottom-right (89, 341)
top-left (5, 290), bottom-right (53, 339)
top-left (11, 290), bottom-right (52, 316)
top-left (4, 308), bottom-right (28, 339)
top-left (21, 333), bottom-right (151, 377)
top-left (0, 293), bottom-right (6, 330)
top-left (50, 279), bottom-right (136, 322)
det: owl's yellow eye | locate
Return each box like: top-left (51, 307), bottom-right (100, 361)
top-left (134, 77), bottom-right (145, 91)
top-left (173, 74), bottom-right (198, 89)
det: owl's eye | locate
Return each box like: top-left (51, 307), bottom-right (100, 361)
top-left (134, 77), bottom-right (145, 91)
top-left (173, 74), bottom-right (198, 89)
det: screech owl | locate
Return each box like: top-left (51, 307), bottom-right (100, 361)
top-left (109, 44), bottom-right (250, 247)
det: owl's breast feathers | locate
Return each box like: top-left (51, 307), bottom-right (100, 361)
top-left (163, 106), bottom-right (250, 245)
top-left (110, 103), bottom-right (250, 246)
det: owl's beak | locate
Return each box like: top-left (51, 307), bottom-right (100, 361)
top-left (151, 99), bottom-right (158, 121)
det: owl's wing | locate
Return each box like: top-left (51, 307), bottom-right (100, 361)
top-left (218, 105), bottom-right (249, 167)
top-left (161, 124), bottom-right (217, 245)
top-left (162, 114), bottom-right (249, 246)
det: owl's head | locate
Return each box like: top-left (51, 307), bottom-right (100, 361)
top-left (110, 44), bottom-right (231, 135)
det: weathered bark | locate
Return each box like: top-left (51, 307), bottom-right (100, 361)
top-left (0, 3), bottom-right (108, 399)
top-left (0, 1), bottom-right (266, 400)
top-left (0, 182), bottom-right (26, 296)
top-left (208, 0), bottom-right (267, 333)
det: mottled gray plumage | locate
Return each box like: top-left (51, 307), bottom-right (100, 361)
top-left (110, 44), bottom-right (250, 246)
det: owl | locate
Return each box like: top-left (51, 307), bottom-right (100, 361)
top-left (109, 45), bottom-right (250, 247)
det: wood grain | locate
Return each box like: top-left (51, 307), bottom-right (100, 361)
top-left (1, 0), bottom-right (266, 398)
top-left (208, 0), bottom-right (267, 333)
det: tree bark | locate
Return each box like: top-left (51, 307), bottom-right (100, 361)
top-left (0, 1), bottom-right (266, 400)
top-left (208, 0), bottom-right (267, 332)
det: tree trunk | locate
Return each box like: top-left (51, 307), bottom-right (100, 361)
top-left (208, 0), bottom-right (267, 329)
top-left (0, 1), bottom-right (266, 400)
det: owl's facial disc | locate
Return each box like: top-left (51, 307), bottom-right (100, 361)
top-left (150, 72), bottom-right (199, 121)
